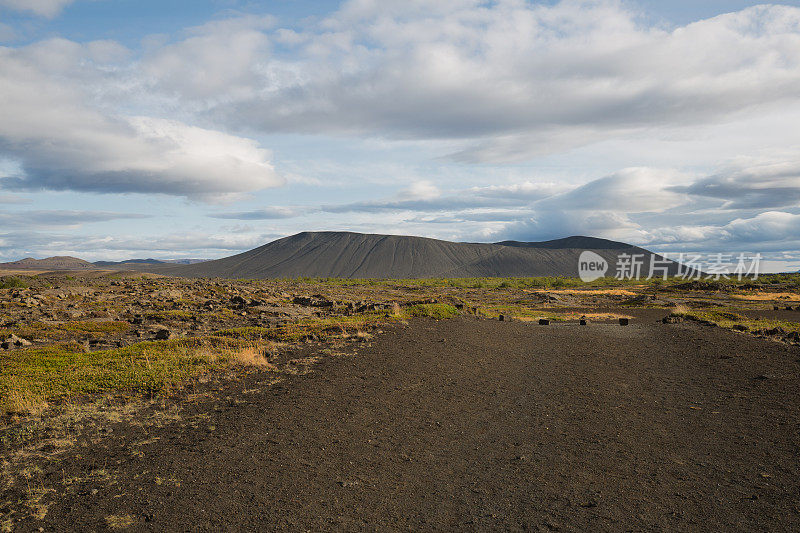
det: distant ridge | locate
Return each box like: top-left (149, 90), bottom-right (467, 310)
top-left (126, 231), bottom-right (680, 279)
top-left (93, 258), bottom-right (207, 267)
top-left (495, 235), bottom-right (632, 250)
top-left (0, 256), bottom-right (95, 270)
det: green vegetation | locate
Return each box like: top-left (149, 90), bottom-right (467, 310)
top-left (405, 303), bottom-right (459, 319)
top-left (672, 309), bottom-right (800, 335)
top-left (0, 336), bottom-right (254, 414)
top-left (0, 320), bottom-right (130, 342)
top-left (144, 310), bottom-right (197, 321)
top-left (0, 277), bottom-right (29, 290)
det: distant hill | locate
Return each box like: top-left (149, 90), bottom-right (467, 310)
top-left (0, 256), bottom-right (96, 270)
top-left (133, 231), bottom-right (681, 279)
top-left (94, 258), bottom-right (207, 267)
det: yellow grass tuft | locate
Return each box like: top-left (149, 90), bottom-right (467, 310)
top-left (233, 345), bottom-right (278, 369)
top-left (672, 304), bottom-right (690, 315)
top-left (2, 381), bottom-right (48, 416)
top-left (106, 515), bottom-right (135, 529)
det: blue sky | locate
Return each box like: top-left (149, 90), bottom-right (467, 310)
top-left (2, 0), bottom-right (800, 272)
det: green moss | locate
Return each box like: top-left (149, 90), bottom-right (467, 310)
top-left (405, 303), bottom-right (459, 319)
top-left (0, 320), bottom-right (130, 342)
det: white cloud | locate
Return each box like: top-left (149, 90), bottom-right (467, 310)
top-left (165, 2), bottom-right (800, 162)
top-left (0, 0), bottom-right (74, 18)
top-left (675, 156), bottom-right (800, 209)
top-left (0, 40), bottom-right (283, 200)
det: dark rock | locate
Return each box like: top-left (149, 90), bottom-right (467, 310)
top-left (498, 314), bottom-right (505, 322)
top-left (732, 324), bottom-right (749, 332)
top-left (619, 318), bottom-right (629, 326)
top-left (539, 319), bottom-right (550, 325)
top-left (154, 329), bottom-right (172, 340)
top-left (294, 295), bottom-right (334, 308)
top-left (662, 315), bottom-right (683, 324)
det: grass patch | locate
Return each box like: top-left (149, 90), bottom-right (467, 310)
top-left (0, 277), bottom-right (29, 289)
top-left (405, 303), bottom-right (459, 319)
top-left (672, 309), bottom-right (800, 336)
top-left (0, 337), bottom-right (255, 415)
top-left (0, 320), bottom-right (130, 342)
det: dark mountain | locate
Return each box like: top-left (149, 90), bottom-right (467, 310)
top-left (0, 256), bottom-right (96, 270)
top-left (136, 231), bottom-right (680, 279)
top-left (495, 235), bottom-right (633, 250)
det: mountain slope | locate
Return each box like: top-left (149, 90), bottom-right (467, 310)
top-left (0, 256), bottom-right (96, 270)
top-left (144, 231), bottom-right (680, 279)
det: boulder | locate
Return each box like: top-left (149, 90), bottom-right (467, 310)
top-left (154, 329), bottom-right (172, 340)
top-left (1, 334), bottom-right (32, 349)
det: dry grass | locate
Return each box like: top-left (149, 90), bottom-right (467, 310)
top-left (672, 303), bottom-right (691, 315)
top-left (730, 292), bottom-right (800, 301)
top-left (233, 345), bottom-right (278, 370)
top-left (2, 382), bottom-right (49, 416)
top-left (545, 288), bottom-right (642, 296)
top-left (106, 514), bottom-right (135, 529)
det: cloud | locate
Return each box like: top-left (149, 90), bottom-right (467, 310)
top-left (0, 0), bottom-right (74, 18)
top-left (157, 2), bottom-right (800, 162)
top-left (0, 39), bottom-right (283, 200)
top-left (673, 157), bottom-right (800, 209)
top-left (323, 180), bottom-right (566, 213)
top-left (209, 207), bottom-right (302, 220)
top-left (0, 230), bottom-right (282, 262)
top-left (547, 168), bottom-right (688, 212)
top-left (0, 210), bottom-right (150, 229)
top-left (141, 16), bottom-right (276, 100)
top-left (721, 211), bottom-right (800, 244)
top-left (0, 23), bottom-right (16, 42)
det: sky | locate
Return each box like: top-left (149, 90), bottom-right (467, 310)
top-left (1, 0), bottom-right (800, 272)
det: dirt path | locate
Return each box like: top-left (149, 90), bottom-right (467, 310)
top-left (11, 315), bottom-right (800, 531)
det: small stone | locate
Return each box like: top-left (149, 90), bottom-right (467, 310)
top-left (539, 319), bottom-right (550, 325)
top-left (619, 318), bottom-right (630, 326)
top-left (154, 329), bottom-right (172, 340)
